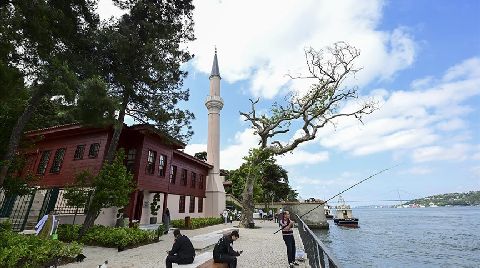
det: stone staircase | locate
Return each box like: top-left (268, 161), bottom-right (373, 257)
top-left (23, 190), bottom-right (48, 230)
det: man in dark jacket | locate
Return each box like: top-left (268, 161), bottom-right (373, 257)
top-left (213, 230), bottom-right (242, 268)
top-left (165, 229), bottom-right (195, 268)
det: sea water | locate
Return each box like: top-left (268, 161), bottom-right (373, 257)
top-left (314, 207), bottom-right (480, 267)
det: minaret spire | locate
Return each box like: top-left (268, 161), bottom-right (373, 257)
top-left (204, 48), bottom-right (225, 217)
top-left (210, 47), bottom-right (221, 79)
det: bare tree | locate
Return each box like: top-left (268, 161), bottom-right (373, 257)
top-left (239, 42), bottom-right (377, 227)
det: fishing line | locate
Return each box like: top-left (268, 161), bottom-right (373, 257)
top-left (273, 163), bottom-right (400, 234)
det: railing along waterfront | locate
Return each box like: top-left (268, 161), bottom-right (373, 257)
top-left (296, 214), bottom-right (341, 268)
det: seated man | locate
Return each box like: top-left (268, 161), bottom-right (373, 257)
top-left (165, 229), bottom-right (195, 268)
top-left (213, 230), bottom-right (242, 268)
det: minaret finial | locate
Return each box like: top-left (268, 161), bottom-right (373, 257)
top-left (210, 47), bottom-right (220, 79)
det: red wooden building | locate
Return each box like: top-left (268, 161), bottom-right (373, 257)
top-left (11, 123), bottom-right (212, 227)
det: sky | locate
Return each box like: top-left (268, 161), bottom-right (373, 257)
top-left (99, 0), bottom-right (480, 206)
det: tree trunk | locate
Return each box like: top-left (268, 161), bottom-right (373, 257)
top-left (73, 207), bottom-right (78, 225)
top-left (79, 95), bottom-right (129, 236)
top-left (264, 194), bottom-right (268, 214)
top-left (104, 95), bottom-right (128, 163)
top-left (0, 88), bottom-right (44, 186)
top-left (79, 209), bottom-right (99, 238)
top-left (240, 176), bottom-right (255, 228)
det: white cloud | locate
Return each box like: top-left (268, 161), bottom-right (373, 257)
top-left (443, 58), bottom-right (480, 82)
top-left (186, 127), bottom-right (329, 170)
top-left (403, 167), bottom-right (433, 175)
top-left (315, 57), bottom-right (480, 160)
top-left (183, 143), bottom-right (207, 156)
top-left (471, 145), bottom-right (480, 160)
top-left (471, 166), bottom-right (480, 178)
top-left (410, 76), bottom-right (434, 89)
top-left (289, 171), bottom-right (360, 200)
top-left (191, 0), bottom-right (416, 98)
top-left (219, 128), bottom-right (259, 170)
top-left (435, 118), bottom-right (466, 132)
top-left (412, 144), bottom-right (469, 163)
top-left (185, 128), bottom-right (260, 170)
top-left (276, 151), bottom-right (329, 167)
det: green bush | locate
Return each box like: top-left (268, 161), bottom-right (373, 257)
top-left (57, 224), bottom-right (158, 248)
top-left (226, 200), bottom-right (242, 211)
top-left (171, 219), bottom-right (184, 229)
top-left (171, 217), bottom-right (224, 229)
top-left (156, 224), bottom-right (165, 237)
top-left (0, 222), bottom-right (82, 268)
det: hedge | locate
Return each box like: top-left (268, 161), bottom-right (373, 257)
top-left (171, 217), bottom-right (224, 229)
top-left (57, 224), bottom-right (162, 249)
top-left (0, 221), bottom-right (82, 268)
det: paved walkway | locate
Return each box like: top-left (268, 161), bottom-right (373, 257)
top-left (62, 220), bottom-right (309, 268)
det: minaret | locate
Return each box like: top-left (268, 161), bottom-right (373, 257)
top-left (204, 48), bottom-right (226, 217)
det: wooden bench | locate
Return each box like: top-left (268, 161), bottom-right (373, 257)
top-left (197, 259), bottom-right (228, 268)
top-left (172, 252), bottom-right (228, 268)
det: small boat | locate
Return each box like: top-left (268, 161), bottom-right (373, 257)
top-left (324, 204), bottom-right (334, 219)
top-left (334, 196), bottom-right (359, 227)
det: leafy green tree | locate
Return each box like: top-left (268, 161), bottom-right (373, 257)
top-left (77, 150), bottom-right (134, 236)
top-left (78, 0), bottom-right (196, 232)
top-left (194, 152), bottom-right (207, 162)
top-left (228, 165), bottom-right (264, 202)
top-left (227, 152), bottom-right (297, 211)
top-left (0, 0), bottom-right (104, 185)
top-left (96, 0), bottom-right (196, 164)
top-left (63, 187), bottom-right (90, 225)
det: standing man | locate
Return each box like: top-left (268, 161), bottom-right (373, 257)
top-left (165, 229), bottom-right (195, 268)
top-left (162, 208), bottom-right (171, 234)
top-left (280, 211), bottom-right (299, 267)
top-left (213, 230), bottom-right (242, 268)
top-left (222, 209), bottom-right (228, 224)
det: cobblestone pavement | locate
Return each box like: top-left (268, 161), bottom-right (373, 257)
top-left (236, 220), bottom-right (309, 268)
top-left (62, 220), bottom-right (309, 268)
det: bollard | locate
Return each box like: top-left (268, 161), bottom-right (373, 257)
top-left (185, 216), bottom-right (191, 229)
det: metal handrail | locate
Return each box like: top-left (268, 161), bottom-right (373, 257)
top-left (295, 214), bottom-right (341, 268)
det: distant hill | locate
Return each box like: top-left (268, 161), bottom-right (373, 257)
top-left (405, 191), bottom-right (480, 206)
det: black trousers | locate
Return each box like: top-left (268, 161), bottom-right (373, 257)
top-left (214, 255), bottom-right (237, 268)
top-left (165, 255), bottom-right (194, 268)
top-left (283, 235), bottom-right (296, 264)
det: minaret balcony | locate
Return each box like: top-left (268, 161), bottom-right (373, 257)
top-left (205, 96), bottom-right (224, 111)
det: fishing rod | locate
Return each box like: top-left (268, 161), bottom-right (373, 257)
top-left (273, 164), bottom-right (400, 234)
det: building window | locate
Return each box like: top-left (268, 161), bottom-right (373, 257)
top-left (50, 148), bottom-right (66, 173)
top-left (179, 196), bottom-right (185, 213)
top-left (198, 198), bottom-right (203, 213)
top-left (146, 150), bottom-right (156, 175)
top-left (37, 150), bottom-right (51, 175)
top-left (189, 196), bottom-right (195, 213)
top-left (88, 143), bottom-right (100, 158)
top-left (73, 145), bottom-right (85, 160)
top-left (158, 154), bottom-right (167, 177)
top-left (170, 165), bottom-right (177, 184)
top-left (191, 172), bottom-right (196, 188)
top-left (181, 169), bottom-right (187, 186)
top-left (126, 148), bottom-right (136, 173)
top-left (199, 175), bottom-right (204, 189)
